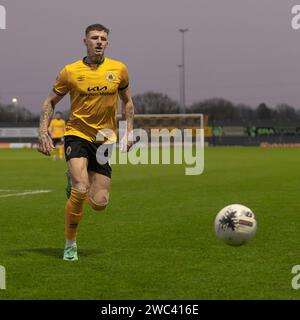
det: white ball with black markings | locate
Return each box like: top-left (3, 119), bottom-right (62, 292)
top-left (214, 204), bottom-right (257, 246)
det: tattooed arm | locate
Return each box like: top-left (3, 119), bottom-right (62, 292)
top-left (37, 92), bottom-right (64, 156)
top-left (119, 87), bottom-right (135, 152)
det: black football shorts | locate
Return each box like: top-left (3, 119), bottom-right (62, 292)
top-left (64, 135), bottom-right (112, 178)
top-left (52, 137), bottom-right (64, 146)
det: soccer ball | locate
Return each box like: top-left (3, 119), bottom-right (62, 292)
top-left (214, 204), bottom-right (257, 246)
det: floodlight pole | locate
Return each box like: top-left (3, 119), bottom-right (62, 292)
top-left (178, 64), bottom-right (182, 113)
top-left (179, 28), bottom-right (189, 114)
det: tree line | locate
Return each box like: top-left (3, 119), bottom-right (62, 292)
top-left (133, 93), bottom-right (300, 122)
top-left (0, 102), bottom-right (39, 122)
top-left (0, 92), bottom-right (299, 122)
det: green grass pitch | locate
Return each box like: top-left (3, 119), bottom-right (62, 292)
top-left (0, 147), bottom-right (300, 299)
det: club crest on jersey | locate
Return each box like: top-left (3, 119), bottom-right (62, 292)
top-left (106, 72), bottom-right (116, 82)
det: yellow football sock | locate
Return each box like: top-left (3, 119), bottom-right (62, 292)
top-left (65, 188), bottom-right (87, 241)
top-left (58, 145), bottom-right (64, 159)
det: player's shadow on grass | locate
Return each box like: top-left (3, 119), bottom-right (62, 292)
top-left (8, 248), bottom-right (102, 259)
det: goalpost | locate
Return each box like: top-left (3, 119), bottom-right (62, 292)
top-left (117, 113), bottom-right (206, 145)
top-left (114, 113), bottom-right (205, 175)
top-left (117, 113), bottom-right (205, 127)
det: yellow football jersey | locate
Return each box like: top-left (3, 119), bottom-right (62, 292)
top-left (53, 57), bottom-right (129, 143)
top-left (49, 119), bottom-right (66, 139)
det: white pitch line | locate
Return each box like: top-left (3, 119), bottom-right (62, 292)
top-left (0, 190), bottom-right (52, 198)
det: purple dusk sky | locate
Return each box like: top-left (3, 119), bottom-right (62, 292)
top-left (0, 0), bottom-right (299, 113)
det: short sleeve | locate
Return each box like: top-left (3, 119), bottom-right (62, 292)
top-left (118, 64), bottom-right (129, 91)
top-left (53, 67), bottom-right (70, 96)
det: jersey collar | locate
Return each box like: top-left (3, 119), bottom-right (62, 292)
top-left (82, 56), bottom-right (105, 67)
